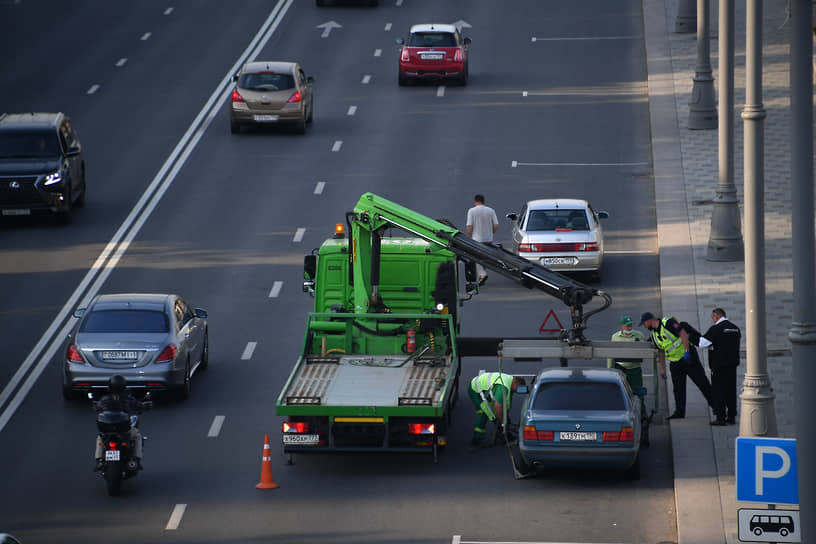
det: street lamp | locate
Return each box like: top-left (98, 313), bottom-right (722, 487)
top-left (688, 0), bottom-right (717, 129)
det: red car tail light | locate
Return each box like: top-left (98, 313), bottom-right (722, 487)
top-left (523, 426), bottom-right (554, 441)
top-left (454, 48), bottom-right (463, 62)
top-left (400, 48), bottom-right (409, 62)
top-left (602, 431), bottom-right (621, 442)
top-left (66, 343), bottom-right (84, 363)
top-left (231, 89), bottom-right (245, 103)
top-left (287, 91), bottom-right (302, 103)
top-left (520, 242), bottom-right (599, 253)
top-left (408, 423), bottom-right (436, 435)
top-left (282, 422), bottom-right (309, 433)
top-left (155, 344), bottom-right (177, 363)
top-left (619, 427), bottom-right (634, 441)
top-left (518, 243), bottom-right (537, 253)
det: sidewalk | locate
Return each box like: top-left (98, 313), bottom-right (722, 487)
top-left (643, 0), bottom-right (798, 543)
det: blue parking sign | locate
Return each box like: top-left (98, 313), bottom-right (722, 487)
top-left (736, 437), bottom-right (799, 505)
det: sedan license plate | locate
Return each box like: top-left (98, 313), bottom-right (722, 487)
top-left (543, 257), bottom-right (577, 266)
top-left (420, 53), bottom-right (444, 60)
top-left (254, 114), bottom-right (279, 122)
top-left (282, 433), bottom-right (320, 446)
top-left (105, 450), bottom-right (121, 461)
top-left (101, 351), bottom-right (139, 360)
top-left (559, 431), bottom-right (597, 441)
top-left (1, 209), bottom-right (31, 216)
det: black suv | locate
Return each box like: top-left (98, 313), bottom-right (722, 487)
top-left (0, 112), bottom-right (86, 222)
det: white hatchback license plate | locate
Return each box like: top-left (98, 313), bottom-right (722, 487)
top-left (254, 114), bottom-right (279, 122)
top-left (2, 209), bottom-right (31, 216)
top-left (559, 431), bottom-right (597, 441)
top-left (543, 257), bottom-right (577, 265)
top-left (102, 351), bottom-right (138, 360)
top-left (421, 54), bottom-right (444, 60)
top-left (105, 450), bottom-right (121, 461)
top-left (282, 433), bottom-right (320, 445)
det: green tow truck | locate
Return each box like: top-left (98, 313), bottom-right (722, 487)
top-left (276, 193), bottom-right (611, 462)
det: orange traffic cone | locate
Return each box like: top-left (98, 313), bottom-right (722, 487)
top-left (255, 434), bottom-right (279, 489)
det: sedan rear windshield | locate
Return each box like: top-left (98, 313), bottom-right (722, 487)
top-left (526, 209), bottom-right (589, 231)
top-left (408, 32), bottom-right (457, 47)
top-left (80, 310), bottom-right (169, 333)
top-left (0, 131), bottom-right (61, 159)
top-left (532, 382), bottom-right (626, 411)
top-left (238, 72), bottom-right (295, 91)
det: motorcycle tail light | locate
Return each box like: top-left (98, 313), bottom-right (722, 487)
top-left (108, 442), bottom-right (117, 448)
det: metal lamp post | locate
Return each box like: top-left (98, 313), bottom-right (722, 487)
top-left (688, 0), bottom-right (717, 129)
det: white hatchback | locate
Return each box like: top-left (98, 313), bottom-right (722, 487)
top-left (506, 199), bottom-right (609, 281)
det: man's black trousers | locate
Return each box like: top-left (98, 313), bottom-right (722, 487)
top-left (711, 366), bottom-right (737, 422)
top-left (669, 348), bottom-right (712, 416)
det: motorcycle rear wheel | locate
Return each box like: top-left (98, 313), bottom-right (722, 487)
top-left (105, 460), bottom-right (123, 496)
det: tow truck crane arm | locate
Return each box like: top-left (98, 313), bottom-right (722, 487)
top-left (349, 193), bottom-right (611, 344)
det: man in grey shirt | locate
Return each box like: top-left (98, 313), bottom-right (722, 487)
top-left (466, 194), bottom-right (499, 285)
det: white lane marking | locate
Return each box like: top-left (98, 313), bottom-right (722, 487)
top-left (116, 58), bottom-right (128, 67)
top-left (452, 537), bottom-right (461, 544)
top-left (0, 0), bottom-right (296, 436)
top-left (347, 105), bottom-right (357, 116)
top-left (384, 22), bottom-right (392, 31)
top-left (532, 35), bottom-right (640, 42)
top-left (512, 161), bottom-right (650, 167)
top-left (268, 281), bottom-right (283, 298)
top-left (361, 74), bottom-right (371, 84)
top-left (374, 48), bottom-right (382, 57)
top-left (165, 504), bottom-right (187, 531)
top-left (605, 249), bottom-right (657, 255)
top-left (395, 0), bottom-right (403, 5)
top-left (437, 86), bottom-right (445, 97)
top-left (140, 32), bottom-right (152, 41)
top-left (455, 540), bottom-right (625, 544)
top-left (522, 91), bottom-right (528, 97)
top-left (86, 84), bottom-right (100, 95)
top-left (331, 140), bottom-right (343, 152)
top-left (241, 342), bottom-right (257, 360)
top-left (207, 415), bottom-right (225, 437)
top-left (164, 7), bottom-right (174, 15)
top-left (314, 181), bottom-right (326, 194)
top-left (293, 227), bottom-right (306, 242)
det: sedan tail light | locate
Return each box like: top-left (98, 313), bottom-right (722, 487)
top-left (231, 89), bottom-right (245, 103)
top-left (287, 91), bottom-right (302, 103)
top-left (454, 48), bottom-right (463, 62)
top-left (155, 344), bottom-right (178, 363)
top-left (523, 426), bottom-right (554, 441)
top-left (66, 343), bottom-right (84, 363)
top-left (519, 242), bottom-right (599, 253)
top-left (282, 422), bottom-right (309, 433)
top-left (408, 423), bottom-right (436, 435)
top-left (603, 427), bottom-right (634, 442)
top-left (400, 48), bottom-right (409, 62)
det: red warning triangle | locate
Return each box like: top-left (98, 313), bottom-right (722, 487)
top-left (539, 309), bottom-right (564, 333)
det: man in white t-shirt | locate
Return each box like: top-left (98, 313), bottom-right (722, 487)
top-left (466, 194), bottom-right (499, 285)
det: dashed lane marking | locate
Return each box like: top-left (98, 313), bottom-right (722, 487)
top-left (332, 141), bottom-right (343, 152)
top-left (268, 281), bottom-right (283, 298)
top-left (531, 35), bottom-right (640, 42)
top-left (361, 75), bottom-right (371, 84)
top-left (384, 22), bottom-right (392, 31)
top-left (512, 161), bottom-right (649, 167)
top-left (164, 7), bottom-right (174, 15)
top-left (347, 105), bottom-right (357, 116)
top-left (437, 86), bottom-right (445, 97)
top-left (314, 181), bottom-right (326, 194)
top-left (207, 415), bottom-right (225, 437)
top-left (293, 227), bottom-right (306, 242)
top-left (86, 84), bottom-right (100, 95)
top-left (165, 504), bottom-right (187, 531)
top-left (374, 48), bottom-right (382, 57)
top-left (140, 32), bottom-right (152, 41)
top-left (241, 342), bottom-right (257, 360)
top-left (116, 58), bottom-right (128, 67)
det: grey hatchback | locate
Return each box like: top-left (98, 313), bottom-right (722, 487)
top-left (63, 294), bottom-right (208, 400)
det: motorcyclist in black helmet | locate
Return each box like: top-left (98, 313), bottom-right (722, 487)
top-left (93, 375), bottom-right (147, 471)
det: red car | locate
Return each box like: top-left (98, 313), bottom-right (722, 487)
top-left (396, 24), bottom-right (471, 86)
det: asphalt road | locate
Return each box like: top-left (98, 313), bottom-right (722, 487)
top-left (0, 1), bottom-right (674, 543)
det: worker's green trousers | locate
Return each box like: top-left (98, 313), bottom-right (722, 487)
top-left (468, 386), bottom-right (492, 441)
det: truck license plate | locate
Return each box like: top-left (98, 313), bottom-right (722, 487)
top-left (559, 432), bottom-right (597, 441)
top-left (105, 450), bottom-right (121, 461)
top-left (543, 257), bottom-right (576, 265)
top-left (282, 434), bottom-right (319, 445)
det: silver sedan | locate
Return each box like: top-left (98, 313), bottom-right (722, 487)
top-left (62, 293), bottom-right (208, 400)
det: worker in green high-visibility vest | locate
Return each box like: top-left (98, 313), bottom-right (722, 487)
top-left (468, 372), bottom-right (526, 448)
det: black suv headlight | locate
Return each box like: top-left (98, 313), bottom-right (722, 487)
top-left (43, 170), bottom-right (63, 186)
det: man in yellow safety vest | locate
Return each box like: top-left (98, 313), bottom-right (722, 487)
top-left (469, 372), bottom-right (526, 447)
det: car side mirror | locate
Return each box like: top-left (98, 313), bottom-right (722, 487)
top-left (505, 213), bottom-right (518, 222)
top-left (194, 308), bottom-right (208, 319)
top-left (395, 37), bottom-right (404, 45)
top-left (597, 211), bottom-right (609, 219)
top-left (73, 308), bottom-right (85, 318)
top-left (463, 37), bottom-right (472, 45)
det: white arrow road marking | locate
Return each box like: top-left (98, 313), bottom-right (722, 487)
top-left (314, 181), bottom-right (326, 194)
top-left (293, 227), bottom-right (306, 242)
top-left (268, 281), bottom-right (283, 298)
top-left (241, 342), bottom-right (257, 360)
top-left (317, 20), bottom-right (341, 38)
top-left (207, 415), bottom-right (225, 437)
top-left (165, 504), bottom-right (187, 530)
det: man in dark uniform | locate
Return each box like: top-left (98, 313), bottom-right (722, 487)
top-left (640, 312), bottom-right (712, 419)
top-left (699, 308), bottom-right (741, 425)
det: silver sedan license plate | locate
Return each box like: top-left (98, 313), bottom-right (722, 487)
top-left (282, 434), bottom-right (319, 445)
top-left (543, 257), bottom-right (576, 265)
top-left (102, 351), bottom-right (138, 360)
top-left (559, 431), bottom-right (597, 441)
top-left (254, 114), bottom-right (279, 122)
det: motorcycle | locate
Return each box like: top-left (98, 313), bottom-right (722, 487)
top-left (91, 392), bottom-right (151, 496)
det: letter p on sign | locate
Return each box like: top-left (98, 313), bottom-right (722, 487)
top-left (736, 437), bottom-right (799, 505)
